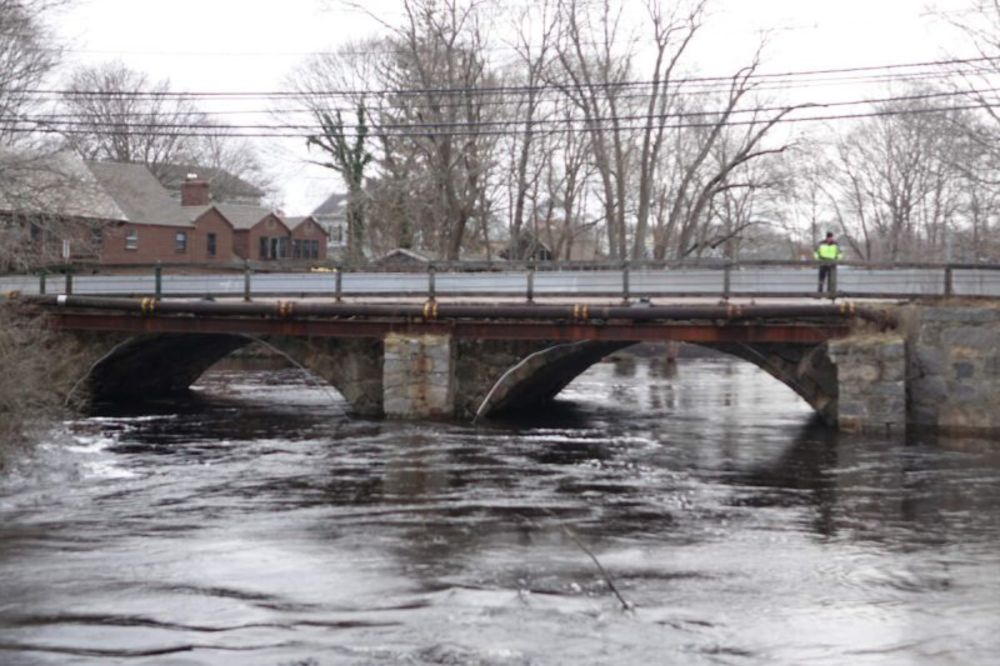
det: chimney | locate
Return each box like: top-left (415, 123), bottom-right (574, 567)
top-left (181, 173), bottom-right (210, 206)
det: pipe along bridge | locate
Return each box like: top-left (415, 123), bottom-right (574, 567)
top-left (21, 295), bottom-right (898, 430)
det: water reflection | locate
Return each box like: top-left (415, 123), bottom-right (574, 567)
top-left (0, 360), bottom-right (998, 665)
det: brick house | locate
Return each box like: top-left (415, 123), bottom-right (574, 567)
top-left (87, 162), bottom-right (211, 265)
top-left (191, 204), bottom-right (290, 261)
top-left (188, 207), bottom-right (236, 264)
top-left (3, 153), bottom-right (324, 267)
top-left (287, 216), bottom-right (327, 261)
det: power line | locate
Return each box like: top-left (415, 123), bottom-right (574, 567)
top-left (17, 80), bottom-right (1000, 123)
top-left (11, 61), bottom-right (996, 124)
top-left (9, 63), bottom-right (994, 121)
top-left (3, 100), bottom-right (990, 140)
top-left (11, 86), bottom-right (998, 133)
top-left (18, 55), bottom-right (1000, 99)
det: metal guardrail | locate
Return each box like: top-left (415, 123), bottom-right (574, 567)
top-left (3, 262), bottom-right (1000, 300)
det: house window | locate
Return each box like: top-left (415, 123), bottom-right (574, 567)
top-left (90, 224), bottom-right (103, 248)
top-left (207, 233), bottom-right (217, 257)
top-left (277, 236), bottom-right (289, 258)
top-left (292, 239), bottom-right (302, 259)
top-left (125, 229), bottom-right (138, 250)
top-left (331, 226), bottom-right (343, 243)
top-left (259, 236), bottom-right (269, 259)
top-left (29, 223), bottom-right (41, 242)
top-left (175, 231), bottom-right (187, 253)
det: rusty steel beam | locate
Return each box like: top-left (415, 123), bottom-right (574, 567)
top-left (26, 294), bottom-right (891, 326)
top-left (46, 312), bottom-right (848, 344)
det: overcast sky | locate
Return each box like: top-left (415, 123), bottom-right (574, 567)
top-left (53, 0), bottom-right (977, 214)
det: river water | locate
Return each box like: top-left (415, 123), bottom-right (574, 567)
top-left (1, 356), bottom-right (998, 665)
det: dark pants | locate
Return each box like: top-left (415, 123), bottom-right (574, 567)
top-left (818, 264), bottom-right (834, 292)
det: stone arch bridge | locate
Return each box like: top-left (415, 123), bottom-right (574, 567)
top-left (21, 295), bottom-right (917, 433)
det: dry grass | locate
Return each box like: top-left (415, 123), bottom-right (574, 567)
top-left (0, 301), bottom-right (62, 461)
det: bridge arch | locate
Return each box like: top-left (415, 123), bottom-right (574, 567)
top-left (470, 340), bottom-right (838, 425)
top-left (75, 333), bottom-right (384, 415)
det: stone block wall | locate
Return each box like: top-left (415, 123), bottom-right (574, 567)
top-left (828, 335), bottom-right (906, 434)
top-left (271, 336), bottom-right (384, 416)
top-left (383, 333), bottom-right (454, 419)
top-left (905, 305), bottom-right (1000, 433)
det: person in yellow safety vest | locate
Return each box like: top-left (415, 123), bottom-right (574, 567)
top-left (814, 231), bottom-right (844, 293)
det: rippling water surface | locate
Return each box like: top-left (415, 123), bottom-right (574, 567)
top-left (1, 357), bottom-right (999, 665)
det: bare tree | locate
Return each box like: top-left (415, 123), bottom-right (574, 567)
top-left (820, 94), bottom-right (969, 262)
top-left (59, 61), bottom-right (204, 178)
top-left (0, 1), bottom-right (75, 445)
top-left (185, 123), bottom-right (276, 204)
top-left (0, 0), bottom-right (78, 272)
top-left (631, 0), bottom-right (705, 260)
top-left (293, 2), bottom-right (502, 261)
top-left (500, 0), bottom-right (558, 258)
top-left (58, 60), bottom-right (272, 204)
top-left (550, 0), bottom-right (637, 260)
top-left (0, 1), bottom-right (62, 142)
top-left (376, 0), bottom-right (499, 260)
top-left (289, 37), bottom-right (389, 255)
top-left (536, 108), bottom-right (598, 259)
top-left (306, 102), bottom-right (373, 262)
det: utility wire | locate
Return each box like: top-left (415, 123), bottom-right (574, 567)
top-left (15, 55), bottom-right (1000, 99)
top-left (15, 64), bottom-right (999, 119)
top-left (3, 101), bottom-right (991, 140)
top-left (8, 86), bottom-right (998, 133)
top-left (12, 86), bottom-right (998, 130)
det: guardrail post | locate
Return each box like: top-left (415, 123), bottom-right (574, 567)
top-left (334, 265), bottom-right (342, 303)
top-left (622, 260), bottom-right (630, 304)
top-left (243, 265), bottom-right (251, 302)
top-left (828, 265), bottom-right (838, 300)
top-left (944, 265), bottom-right (954, 297)
top-left (723, 263), bottom-right (732, 301)
top-left (64, 270), bottom-right (73, 296)
top-left (39, 272), bottom-right (46, 295)
top-left (427, 262), bottom-right (436, 301)
top-left (525, 261), bottom-right (535, 303)
top-left (154, 263), bottom-right (162, 299)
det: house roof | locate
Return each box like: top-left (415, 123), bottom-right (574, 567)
top-left (311, 192), bottom-right (349, 217)
top-left (190, 203), bottom-right (282, 231)
top-left (0, 150), bottom-right (128, 222)
top-left (285, 215), bottom-right (329, 235)
top-left (374, 248), bottom-right (431, 265)
top-left (156, 164), bottom-right (265, 202)
top-left (85, 161), bottom-right (189, 228)
top-left (1, 152), bottom-right (295, 232)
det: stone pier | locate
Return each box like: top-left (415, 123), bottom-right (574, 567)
top-left (828, 335), bottom-right (907, 434)
top-left (382, 333), bottom-right (455, 419)
top-left (904, 305), bottom-right (1000, 433)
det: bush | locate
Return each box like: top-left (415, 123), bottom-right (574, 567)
top-left (0, 301), bottom-right (61, 457)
